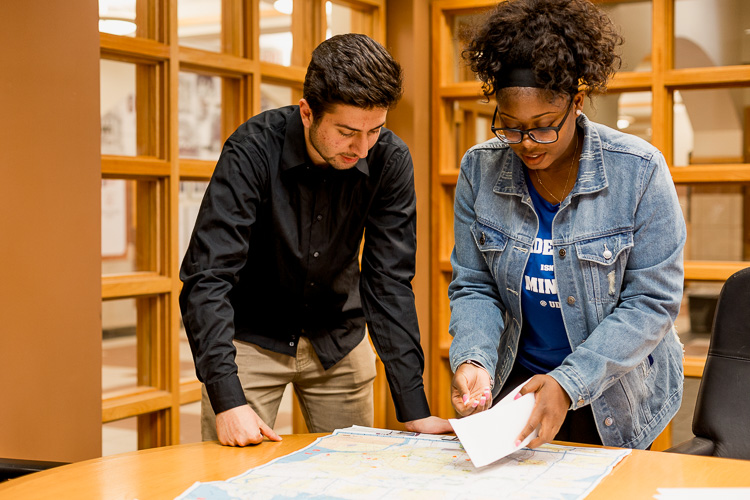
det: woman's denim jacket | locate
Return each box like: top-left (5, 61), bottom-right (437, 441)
top-left (448, 114), bottom-right (686, 449)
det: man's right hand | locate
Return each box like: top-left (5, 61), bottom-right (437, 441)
top-left (215, 405), bottom-right (282, 446)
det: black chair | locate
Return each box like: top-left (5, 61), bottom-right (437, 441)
top-left (666, 267), bottom-right (750, 459)
top-left (0, 458), bottom-right (68, 482)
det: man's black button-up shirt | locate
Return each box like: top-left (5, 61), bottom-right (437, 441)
top-left (179, 105), bottom-right (430, 422)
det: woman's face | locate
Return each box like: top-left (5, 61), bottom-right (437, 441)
top-left (494, 88), bottom-right (584, 173)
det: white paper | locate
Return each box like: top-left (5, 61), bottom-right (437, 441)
top-left (449, 379), bottom-right (538, 467)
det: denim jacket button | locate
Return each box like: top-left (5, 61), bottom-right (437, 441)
top-left (577, 396), bottom-right (585, 407)
top-left (603, 249), bottom-right (612, 259)
top-left (559, 248), bottom-right (566, 258)
top-left (604, 417), bottom-right (614, 426)
top-left (479, 232), bottom-right (486, 245)
top-left (567, 296), bottom-right (576, 305)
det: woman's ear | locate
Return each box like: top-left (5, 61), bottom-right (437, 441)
top-left (573, 90), bottom-right (585, 116)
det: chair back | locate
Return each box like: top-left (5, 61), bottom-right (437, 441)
top-left (691, 267), bottom-right (750, 459)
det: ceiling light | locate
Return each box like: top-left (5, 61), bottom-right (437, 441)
top-left (617, 116), bottom-right (633, 130)
top-left (273, 0), bottom-right (293, 15)
top-left (99, 18), bottom-right (136, 36)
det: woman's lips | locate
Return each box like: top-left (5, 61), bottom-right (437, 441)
top-left (522, 152), bottom-right (545, 166)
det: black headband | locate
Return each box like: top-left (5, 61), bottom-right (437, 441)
top-left (497, 67), bottom-right (579, 93)
top-left (497, 67), bottom-right (543, 89)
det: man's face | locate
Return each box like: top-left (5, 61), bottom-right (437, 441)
top-left (300, 100), bottom-right (387, 170)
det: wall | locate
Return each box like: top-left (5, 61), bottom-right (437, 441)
top-left (0, 1), bottom-right (102, 461)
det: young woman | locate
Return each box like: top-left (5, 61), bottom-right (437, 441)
top-left (449, 0), bottom-right (686, 450)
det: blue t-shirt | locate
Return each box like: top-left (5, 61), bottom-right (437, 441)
top-left (517, 171), bottom-right (573, 374)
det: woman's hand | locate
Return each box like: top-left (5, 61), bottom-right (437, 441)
top-left (515, 375), bottom-right (571, 448)
top-left (451, 362), bottom-right (493, 416)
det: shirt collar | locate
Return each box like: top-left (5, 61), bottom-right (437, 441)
top-left (280, 106), bottom-right (370, 176)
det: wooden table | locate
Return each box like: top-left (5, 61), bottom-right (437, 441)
top-left (1, 434), bottom-right (749, 499)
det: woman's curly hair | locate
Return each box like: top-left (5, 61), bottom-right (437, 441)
top-left (462, 0), bottom-right (623, 99)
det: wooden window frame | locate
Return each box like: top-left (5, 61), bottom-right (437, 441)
top-left (100, 0), bottom-right (386, 449)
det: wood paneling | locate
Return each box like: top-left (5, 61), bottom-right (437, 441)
top-left (1, 0), bottom-right (102, 462)
top-left (100, 0), bottom-right (390, 447)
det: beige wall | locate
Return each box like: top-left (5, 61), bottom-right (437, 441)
top-left (0, 1), bottom-right (102, 461)
top-left (386, 0), bottom-right (432, 427)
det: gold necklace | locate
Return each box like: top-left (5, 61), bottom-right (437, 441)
top-left (534, 133), bottom-right (579, 205)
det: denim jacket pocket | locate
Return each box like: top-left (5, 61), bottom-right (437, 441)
top-left (471, 219), bottom-right (509, 276)
top-left (575, 231), bottom-right (634, 308)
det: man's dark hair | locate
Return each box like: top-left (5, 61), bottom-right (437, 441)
top-left (303, 33), bottom-right (403, 118)
top-left (462, 0), bottom-right (623, 100)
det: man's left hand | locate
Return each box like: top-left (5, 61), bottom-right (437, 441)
top-left (404, 416), bottom-right (453, 434)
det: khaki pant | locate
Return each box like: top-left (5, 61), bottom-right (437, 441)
top-left (201, 335), bottom-right (376, 440)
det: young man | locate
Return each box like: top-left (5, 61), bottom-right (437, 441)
top-left (180, 33), bottom-right (450, 446)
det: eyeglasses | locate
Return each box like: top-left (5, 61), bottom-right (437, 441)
top-left (490, 98), bottom-right (574, 144)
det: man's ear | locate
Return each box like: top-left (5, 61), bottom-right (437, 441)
top-left (299, 99), bottom-right (313, 128)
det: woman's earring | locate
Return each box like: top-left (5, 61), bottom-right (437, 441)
top-left (576, 109), bottom-right (582, 116)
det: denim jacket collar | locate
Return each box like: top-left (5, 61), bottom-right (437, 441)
top-left (492, 114), bottom-right (609, 204)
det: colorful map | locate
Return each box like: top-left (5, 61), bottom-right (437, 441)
top-left (176, 426), bottom-right (630, 500)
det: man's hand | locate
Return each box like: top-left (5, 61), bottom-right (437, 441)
top-left (404, 416), bottom-right (453, 434)
top-left (515, 375), bottom-right (571, 448)
top-left (215, 405), bottom-right (282, 446)
top-left (451, 362), bottom-right (492, 416)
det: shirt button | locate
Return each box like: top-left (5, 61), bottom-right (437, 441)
top-left (316, 214), bottom-right (323, 221)
top-left (604, 417), bottom-right (614, 426)
top-left (301, 329), bottom-right (306, 334)
top-left (289, 342), bottom-right (295, 347)
top-left (559, 248), bottom-right (566, 258)
top-left (567, 296), bottom-right (576, 305)
top-left (313, 251), bottom-right (320, 258)
top-left (309, 282), bottom-right (315, 287)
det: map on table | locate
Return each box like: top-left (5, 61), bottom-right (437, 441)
top-left (175, 426), bottom-right (631, 500)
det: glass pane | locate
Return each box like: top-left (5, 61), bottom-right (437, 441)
top-left (675, 0), bottom-right (750, 69)
top-left (102, 298), bottom-right (138, 393)
top-left (452, 99), bottom-right (496, 168)
top-left (676, 184), bottom-right (749, 262)
top-left (178, 0), bottom-right (222, 52)
top-left (101, 59), bottom-right (137, 156)
top-left (261, 83), bottom-right (295, 112)
top-left (102, 416), bottom-right (138, 456)
top-left (99, 0), bottom-right (137, 37)
top-left (179, 181), bottom-right (209, 268)
top-left (102, 180), bottom-right (159, 274)
top-left (179, 72), bottom-right (223, 161)
top-left (260, 0), bottom-right (293, 66)
top-left (326, 1), bottom-right (373, 38)
top-left (599, 0), bottom-right (652, 72)
top-left (672, 88), bottom-right (748, 166)
top-left (449, 11), bottom-right (489, 83)
top-left (101, 59), bottom-right (159, 157)
top-left (679, 280), bottom-right (723, 339)
top-left (275, 385), bottom-right (294, 435)
top-left (180, 402), bottom-right (202, 444)
top-left (102, 296), bottom-right (159, 395)
top-left (673, 376), bottom-right (701, 445)
top-left (583, 91), bottom-right (653, 143)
